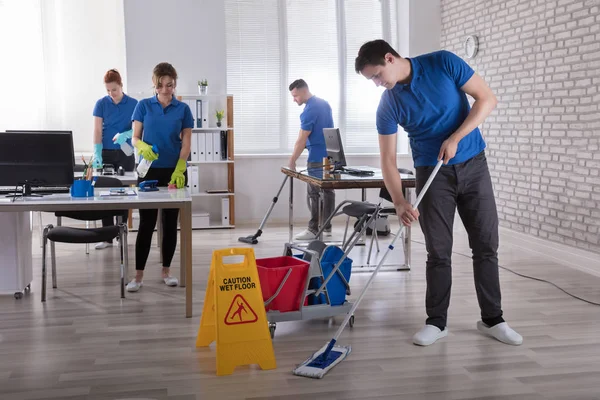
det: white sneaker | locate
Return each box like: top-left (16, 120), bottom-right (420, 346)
top-left (126, 279), bottom-right (143, 292)
top-left (412, 325), bottom-right (448, 346)
top-left (163, 276), bottom-right (179, 287)
top-left (294, 229), bottom-right (316, 241)
top-left (323, 228), bottom-right (332, 237)
top-left (477, 321), bottom-right (523, 345)
top-left (95, 242), bottom-right (113, 250)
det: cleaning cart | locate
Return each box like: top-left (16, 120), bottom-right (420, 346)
top-left (256, 242), bottom-right (357, 338)
top-left (255, 200), bottom-right (386, 338)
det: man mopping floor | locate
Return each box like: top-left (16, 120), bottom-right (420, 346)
top-left (353, 40), bottom-right (523, 347)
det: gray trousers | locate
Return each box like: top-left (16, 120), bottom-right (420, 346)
top-left (307, 162), bottom-right (335, 233)
top-left (415, 151), bottom-right (503, 328)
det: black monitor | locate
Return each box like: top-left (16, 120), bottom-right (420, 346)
top-left (323, 127), bottom-right (347, 170)
top-left (0, 131), bottom-right (75, 195)
top-left (5, 130), bottom-right (76, 167)
top-left (322, 127), bottom-right (374, 176)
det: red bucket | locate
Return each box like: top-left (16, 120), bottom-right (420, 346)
top-left (256, 256), bottom-right (310, 312)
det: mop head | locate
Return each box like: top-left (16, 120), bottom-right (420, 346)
top-left (238, 235), bottom-right (258, 244)
top-left (292, 340), bottom-right (351, 379)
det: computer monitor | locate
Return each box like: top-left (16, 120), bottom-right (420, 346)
top-left (323, 127), bottom-right (347, 169)
top-left (5, 130), bottom-right (76, 167)
top-left (0, 131), bottom-right (75, 195)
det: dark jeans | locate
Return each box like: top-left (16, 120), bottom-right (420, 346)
top-left (135, 167), bottom-right (188, 271)
top-left (415, 151), bottom-right (502, 329)
top-left (307, 161), bottom-right (335, 233)
top-left (100, 149), bottom-right (135, 236)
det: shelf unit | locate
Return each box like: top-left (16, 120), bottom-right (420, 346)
top-left (178, 94), bottom-right (235, 230)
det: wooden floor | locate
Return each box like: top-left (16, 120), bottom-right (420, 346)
top-left (2, 218), bottom-right (600, 400)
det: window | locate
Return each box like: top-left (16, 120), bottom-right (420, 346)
top-left (0, 0), bottom-right (46, 132)
top-left (286, 0), bottom-right (339, 149)
top-left (225, 0), bottom-right (282, 154)
top-left (0, 0), bottom-right (127, 152)
top-left (344, 0), bottom-right (385, 153)
top-left (226, 0), bottom-right (408, 155)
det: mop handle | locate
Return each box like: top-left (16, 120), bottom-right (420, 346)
top-left (331, 159), bottom-right (444, 342)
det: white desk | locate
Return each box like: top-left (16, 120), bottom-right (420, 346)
top-left (0, 188), bottom-right (194, 317)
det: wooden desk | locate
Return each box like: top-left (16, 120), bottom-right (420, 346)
top-left (0, 188), bottom-right (194, 317)
top-left (281, 166), bottom-right (416, 269)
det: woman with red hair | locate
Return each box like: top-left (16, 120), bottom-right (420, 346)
top-left (91, 68), bottom-right (138, 249)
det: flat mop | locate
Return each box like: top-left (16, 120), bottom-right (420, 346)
top-left (292, 159), bottom-right (443, 379)
top-left (238, 175), bottom-right (289, 244)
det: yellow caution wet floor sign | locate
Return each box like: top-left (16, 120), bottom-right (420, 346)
top-left (196, 248), bottom-right (276, 376)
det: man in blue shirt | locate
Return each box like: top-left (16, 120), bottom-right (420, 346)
top-left (288, 79), bottom-right (335, 241)
top-left (355, 39), bottom-right (522, 347)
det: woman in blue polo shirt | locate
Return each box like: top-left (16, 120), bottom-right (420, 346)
top-left (92, 69), bottom-right (138, 250)
top-left (127, 62), bottom-right (193, 292)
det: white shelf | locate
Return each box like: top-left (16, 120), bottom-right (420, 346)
top-left (192, 127), bottom-right (233, 131)
top-left (188, 160), bottom-right (234, 165)
top-left (191, 192), bottom-right (234, 197)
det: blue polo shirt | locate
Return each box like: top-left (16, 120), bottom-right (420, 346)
top-left (300, 96), bottom-right (334, 163)
top-left (93, 94), bottom-right (138, 150)
top-left (376, 50), bottom-right (486, 167)
top-left (132, 95), bottom-right (194, 168)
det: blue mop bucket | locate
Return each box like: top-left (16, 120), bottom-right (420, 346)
top-left (308, 246), bottom-right (352, 306)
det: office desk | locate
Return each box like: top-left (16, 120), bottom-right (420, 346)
top-left (281, 166), bottom-right (416, 268)
top-left (0, 188), bottom-right (194, 317)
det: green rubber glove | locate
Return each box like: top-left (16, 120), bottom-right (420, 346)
top-left (134, 140), bottom-right (158, 161)
top-left (169, 159), bottom-right (187, 189)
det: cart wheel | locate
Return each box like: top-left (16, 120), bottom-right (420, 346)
top-left (14, 292), bottom-right (23, 300)
top-left (269, 323), bottom-right (276, 339)
top-left (349, 315), bottom-right (355, 327)
top-left (25, 284), bottom-right (31, 292)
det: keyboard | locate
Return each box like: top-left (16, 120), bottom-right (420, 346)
top-left (32, 186), bottom-right (70, 194)
top-left (341, 167), bottom-right (375, 176)
top-left (0, 186), bottom-right (70, 195)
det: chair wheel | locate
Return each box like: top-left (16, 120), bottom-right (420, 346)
top-left (349, 315), bottom-right (355, 327)
top-left (14, 292), bottom-right (23, 300)
top-left (25, 284), bottom-right (31, 292)
top-left (269, 323), bottom-right (276, 339)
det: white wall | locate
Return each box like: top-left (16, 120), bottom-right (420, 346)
top-left (123, 0), bottom-right (227, 97)
top-left (408, 0), bottom-right (441, 56)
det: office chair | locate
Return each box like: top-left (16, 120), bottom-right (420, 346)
top-left (41, 176), bottom-right (130, 301)
top-left (54, 177), bottom-right (128, 254)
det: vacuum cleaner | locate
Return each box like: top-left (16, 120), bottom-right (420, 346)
top-left (238, 175), bottom-right (289, 244)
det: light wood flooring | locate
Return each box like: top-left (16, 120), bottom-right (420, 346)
top-left (2, 217), bottom-right (600, 400)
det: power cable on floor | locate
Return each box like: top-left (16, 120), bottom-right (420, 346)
top-left (411, 239), bottom-right (600, 307)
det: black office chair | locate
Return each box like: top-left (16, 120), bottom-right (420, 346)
top-left (41, 176), bottom-right (130, 301)
top-left (55, 177), bottom-right (128, 254)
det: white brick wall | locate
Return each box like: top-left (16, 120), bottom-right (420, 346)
top-left (440, 0), bottom-right (600, 253)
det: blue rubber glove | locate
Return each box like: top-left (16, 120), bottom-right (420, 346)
top-left (113, 129), bottom-right (133, 145)
top-left (169, 159), bottom-right (187, 188)
top-left (92, 143), bottom-right (103, 169)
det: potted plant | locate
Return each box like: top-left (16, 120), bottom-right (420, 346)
top-left (198, 79), bottom-right (208, 95)
top-left (215, 110), bottom-right (225, 127)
